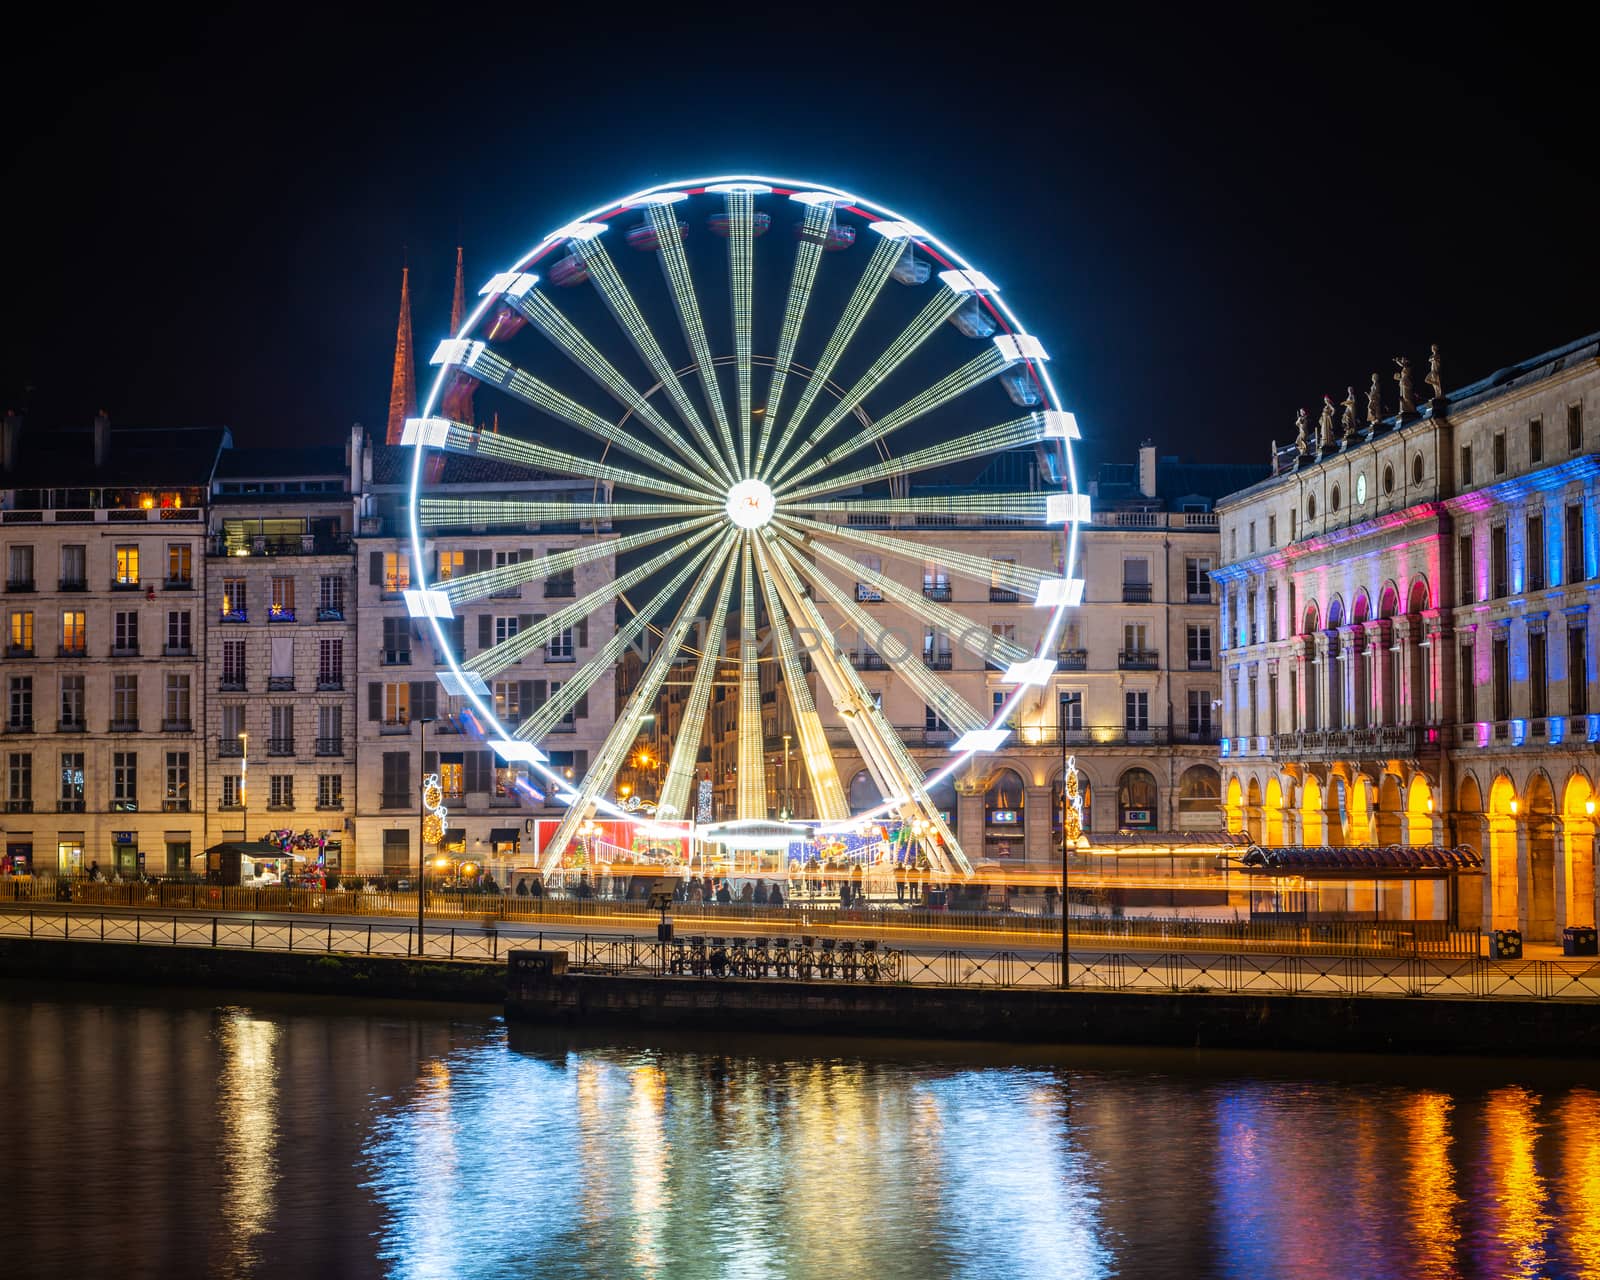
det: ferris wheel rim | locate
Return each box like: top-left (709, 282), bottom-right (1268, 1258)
top-left (405, 173), bottom-right (1085, 844)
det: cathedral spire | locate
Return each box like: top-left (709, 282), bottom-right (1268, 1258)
top-left (450, 245), bottom-right (467, 334)
top-left (384, 264), bottom-right (417, 445)
top-left (441, 246), bottom-right (476, 428)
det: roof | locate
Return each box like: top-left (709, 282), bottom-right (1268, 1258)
top-left (214, 446), bottom-right (346, 479)
top-left (1088, 457), bottom-right (1270, 508)
top-left (1088, 831), bottom-right (1250, 850)
top-left (369, 442), bottom-right (559, 486)
top-left (1231, 844), bottom-right (1484, 878)
top-left (3, 424), bottom-right (229, 488)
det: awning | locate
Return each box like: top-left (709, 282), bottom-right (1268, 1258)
top-left (488, 828), bottom-right (521, 844)
top-left (1224, 844), bottom-right (1483, 879)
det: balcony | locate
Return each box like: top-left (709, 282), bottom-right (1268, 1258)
top-left (1188, 656), bottom-right (1214, 671)
top-left (382, 649), bottom-right (412, 666)
top-left (545, 651), bottom-right (576, 664)
top-left (857, 653), bottom-right (888, 671)
top-left (109, 720), bottom-right (139, 733)
top-left (922, 584), bottom-right (952, 602)
top-left (58, 578), bottom-right (87, 592)
top-left (1187, 591), bottom-right (1214, 604)
top-left (57, 719), bottom-right (86, 733)
top-left (110, 645), bottom-right (139, 659)
top-left (267, 605), bottom-right (297, 623)
top-left (1269, 726), bottom-right (1432, 758)
top-left (208, 533), bottom-right (354, 558)
top-left (58, 643), bottom-right (86, 658)
top-left (317, 607), bottom-right (345, 622)
top-left (542, 581), bottom-right (574, 599)
top-left (316, 676), bottom-right (344, 692)
top-left (267, 677), bottom-right (295, 692)
top-left (4, 645), bottom-right (32, 659)
top-left (989, 587), bottom-right (1020, 603)
top-left (1058, 648), bottom-right (1087, 670)
top-left (218, 608), bottom-right (248, 624)
top-left (315, 737), bottom-right (344, 757)
top-left (266, 799), bottom-right (294, 812)
top-left (316, 799), bottom-right (344, 812)
top-left (1012, 725), bottom-right (1175, 748)
top-left (1121, 583), bottom-right (1153, 604)
top-left (164, 576), bottom-right (194, 591)
top-left (163, 799), bottom-right (192, 813)
top-left (379, 719), bottom-right (411, 735)
top-left (1118, 648), bottom-right (1160, 670)
top-left (110, 578), bottom-right (141, 592)
top-left (5, 578), bottom-right (34, 593)
top-left (58, 798), bottom-right (85, 813)
top-left (380, 576), bottom-right (409, 599)
top-left (218, 736), bottom-right (244, 757)
top-left (161, 719), bottom-right (193, 733)
top-left (5, 719), bottom-right (32, 734)
top-left (923, 653), bottom-right (953, 671)
top-left (5, 799), bottom-right (33, 813)
top-left (267, 737), bottom-right (295, 756)
top-left (219, 677), bottom-right (247, 692)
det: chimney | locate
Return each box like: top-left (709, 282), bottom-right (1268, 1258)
top-left (94, 411), bottom-right (111, 468)
top-left (1137, 440), bottom-right (1157, 499)
top-left (2, 411), bottom-right (20, 473)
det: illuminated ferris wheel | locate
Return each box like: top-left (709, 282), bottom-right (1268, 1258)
top-left (403, 175), bottom-right (1085, 876)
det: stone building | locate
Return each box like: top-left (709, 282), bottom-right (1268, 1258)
top-left (1214, 332), bottom-right (1600, 941)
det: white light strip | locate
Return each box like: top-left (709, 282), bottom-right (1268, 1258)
top-left (478, 271), bottom-right (524, 296)
top-left (705, 182), bottom-right (772, 194)
top-left (631, 191), bottom-right (688, 205)
top-left (1001, 658), bottom-right (1057, 687)
top-left (1033, 577), bottom-right (1085, 607)
top-left (1040, 410), bottom-right (1081, 441)
top-left (725, 189), bottom-right (756, 477)
top-left (870, 220), bottom-right (928, 240)
top-left (789, 190), bottom-right (856, 205)
top-left (994, 333), bottom-right (1049, 362)
top-left (938, 268), bottom-right (999, 295)
top-left (400, 416), bottom-right (452, 448)
top-left (753, 200), bottom-right (833, 474)
top-left (402, 588), bottom-right (454, 619)
top-left (558, 221), bottom-right (608, 240)
top-left (1047, 493), bottom-right (1093, 525)
top-left (951, 729), bottom-right (1009, 754)
top-left (489, 739), bottom-right (548, 764)
top-left (428, 338), bottom-right (482, 366)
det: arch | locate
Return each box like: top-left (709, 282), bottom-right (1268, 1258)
top-left (1325, 595), bottom-right (1346, 629)
top-left (1347, 773), bottom-right (1375, 844)
top-left (1562, 769), bottom-right (1597, 819)
top-left (1457, 772), bottom-right (1483, 815)
top-left (1562, 770), bottom-right (1597, 930)
top-left (1179, 764), bottom-right (1222, 829)
top-left (1243, 774), bottom-right (1263, 842)
top-left (983, 767), bottom-right (1027, 857)
top-left (847, 770), bottom-right (883, 812)
top-left (1301, 601), bottom-right (1320, 636)
top-left (926, 775), bottom-right (957, 824)
top-left (1301, 774), bottom-right (1326, 844)
top-left (1351, 590), bottom-right (1371, 625)
top-left (1525, 770), bottom-right (1558, 940)
top-left (1225, 776), bottom-right (1245, 835)
top-left (1405, 774), bottom-right (1435, 844)
top-left (1526, 770), bottom-right (1556, 815)
top-left (1406, 577), bottom-right (1430, 614)
top-left (1485, 772), bottom-right (1519, 932)
top-left (1263, 775), bottom-right (1286, 846)
top-left (1378, 582), bottom-right (1400, 619)
top-left (1117, 767), bottom-right (1158, 830)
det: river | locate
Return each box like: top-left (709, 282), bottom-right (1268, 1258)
top-left (3, 983), bottom-right (1599, 1279)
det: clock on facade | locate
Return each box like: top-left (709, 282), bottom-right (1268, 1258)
top-left (1356, 472), bottom-right (1367, 504)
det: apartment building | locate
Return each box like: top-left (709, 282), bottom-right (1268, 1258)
top-left (1214, 332), bottom-right (1600, 941)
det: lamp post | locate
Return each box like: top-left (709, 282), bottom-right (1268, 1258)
top-left (782, 733), bottom-right (792, 820)
top-left (417, 715), bottom-right (435, 952)
top-left (1061, 715), bottom-right (1069, 986)
top-left (239, 732), bottom-right (248, 848)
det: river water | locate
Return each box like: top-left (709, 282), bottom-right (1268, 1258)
top-left (3, 984), bottom-right (1599, 1279)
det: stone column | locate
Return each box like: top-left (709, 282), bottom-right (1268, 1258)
top-left (1557, 814), bottom-right (1598, 929)
top-left (1349, 632), bottom-right (1368, 729)
top-left (1515, 817), bottom-right (1533, 938)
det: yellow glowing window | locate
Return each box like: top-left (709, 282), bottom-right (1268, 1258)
top-left (384, 553), bottom-right (410, 591)
top-left (115, 545), bottom-right (139, 585)
top-left (10, 611), bottom-right (33, 650)
top-left (437, 551), bottom-right (464, 581)
top-left (61, 611), bottom-right (85, 651)
top-left (439, 761), bottom-right (463, 799)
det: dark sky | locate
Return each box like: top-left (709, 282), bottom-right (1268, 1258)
top-left (4, 5), bottom-right (1595, 467)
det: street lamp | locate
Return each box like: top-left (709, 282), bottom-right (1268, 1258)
top-left (239, 731), bottom-right (248, 848)
top-left (417, 715), bottom-right (436, 952)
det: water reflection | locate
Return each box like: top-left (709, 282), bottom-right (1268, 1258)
top-left (1561, 1090), bottom-right (1600, 1278)
top-left (207, 1009), bottom-right (280, 1279)
top-left (1403, 1091), bottom-right (1460, 1278)
top-left (1484, 1085), bottom-right (1553, 1277)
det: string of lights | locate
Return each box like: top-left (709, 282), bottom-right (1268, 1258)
top-left (780, 413), bottom-right (1045, 501)
top-left (782, 493), bottom-right (1053, 520)
top-left (435, 418), bottom-right (713, 502)
top-left (647, 203), bottom-right (740, 476)
top-left (655, 552), bottom-right (740, 821)
top-left (735, 539), bottom-right (767, 818)
top-left (725, 190), bottom-right (756, 476)
top-left (751, 201), bottom-right (833, 474)
top-left (778, 513), bottom-right (1049, 595)
top-left (419, 498), bottom-right (713, 528)
top-left (760, 228), bottom-right (904, 479)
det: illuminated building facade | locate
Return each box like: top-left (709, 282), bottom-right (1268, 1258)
top-left (1215, 332), bottom-right (1600, 941)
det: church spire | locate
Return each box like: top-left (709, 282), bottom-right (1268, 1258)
top-left (441, 246), bottom-right (475, 427)
top-left (384, 264), bottom-right (417, 445)
top-left (450, 245), bottom-right (467, 334)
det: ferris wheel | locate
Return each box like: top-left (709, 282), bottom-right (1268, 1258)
top-left (403, 175), bottom-right (1086, 877)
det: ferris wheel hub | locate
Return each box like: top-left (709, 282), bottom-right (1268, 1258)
top-left (724, 478), bottom-right (776, 529)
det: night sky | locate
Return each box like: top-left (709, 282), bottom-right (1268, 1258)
top-left (5, 6), bottom-right (1595, 467)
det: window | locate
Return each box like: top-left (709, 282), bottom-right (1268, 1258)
top-left (438, 758), bottom-right (465, 801)
top-left (221, 775), bottom-right (241, 808)
top-left (8, 609), bottom-right (33, 655)
top-left (59, 544), bottom-right (85, 590)
top-left (989, 557), bottom-right (1019, 602)
top-left (381, 751), bottom-right (412, 808)
top-left (318, 775), bottom-right (342, 809)
top-left (411, 680), bottom-right (438, 723)
top-left (1527, 514), bottom-right (1545, 592)
top-left (382, 827), bottom-right (411, 873)
top-left (59, 676), bottom-right (84, 730)
top-left (542, 551), bottom-right (574, 599)
top-left (1230, 527), bottom-right (1238, 559)
top-left (6, 545), bottom-right (33, 590)
top-left (1124, 690), bottom-right (1150, 732)
top-left (7, 753), bottom-right (32, 809)
top-left (8, 677), bottom-right (32, 730)
top-left (1566, 503), bottom-right (1586, 585)
top-left (318, 575), bottom-right (345, 620)
top-left (1267, 585), bottom-right (1279, 642)
top-left (436, 550), bottom-right (464, 581)
top-left (113, 752), bottom-right (137, 810)
top-left (1187, 689), bottom-right (1213, 738)
top-left (1570, 403), bottom-right (1584, 453)
top-left (1529, 418), bottom-right (1543, 466)
top-left (269, 775), bottom-right (294, 810)
top-left (222, 639), bottom-right (247, 689)
top-left (115, 545), bottom-right (139, 587)
top-left (164, 752), bottom-right (190, 811)
top-left (495, 616), bottom-right (520, 645)
top-left (1187, 625), bottom-right (1213, 668)
top-left (269, 704), bottom-right (294, 755)
top-left (1492, 633), bottom-right (1510, 721)
top-left (1462, 442), bottom-right (1476, 485)
top-left (318, 638), bottom-right (344, 689)
top-left (221, 704), bottom-right (245, 751)
top-left (1267, 514), bottom-right (1277, 547)
top-left (1248, 521), bottom-right (1256, 553)
top-left (113, 610), bottom-right (138, 654)
top-left (59, 752), bottom-right (85, 811)
top-left (382, 551), bottom-right (410, 593)
top-left (1457, 533), bottom-right (1474, 604)
top-left (922, 627), bottom-right (950, 669)
top-left (1530, 629), bottom-right (1548, 719)
top-left (495, 549), bottom-right (529, 599)
top-left (384, 683), bottom-right (410, 725)
top-left (1571, 627), bottom-right (1589, 715)
top-left (855, 555), bottom-right (882, 602)
top-left (495, 681), bottom-right (524, 721)
top-left (1458, 644), bottom-right (1476, 723)
top-left (221, 576), bottom-right (247, 621)
top-left (547, 626), bottom-right (575, 662)
top-left (1246, 590), bottom-right (1258, 645)
top-left (1123, 622), bottom-right (1149, 655)
top-left (167, 543), bottom-right (192, 585)
top-left (923, 561), bottom-right (951, 600)
top-left (1493, 432), bottom-right (1506, 476)
top-left (1491, 525), bottom-right (1508, 599)
top-left (1306, 493), bottom-right (1316, 521)
top-left (1059, 691), bottom-right (1083, 731)
top-left (269, 575), bottom-right (295, 621)
top-left (1413, 453), bottom-right (1425, 486)
top-left (1384, 462), bottom-right (1396, 495)
top-left (1185, 557), bottom-right (1212, 602)
top-left (166, 610), bottom-right (192, 654)
top-left (383, 616), bottom-right (412, 665)
top-left (1268, 670), bottom-right (1279, 735)
top-left (163, 674), bottom-right (191, 729)
top-left (112, 674), bottom-right (138, 731)
top-left (1329, 484), bottom-right (1341, 514)
top-left (317, 705), bottom-right (342, 755)
top-left (1122, 557), bottom-right (1151, 603)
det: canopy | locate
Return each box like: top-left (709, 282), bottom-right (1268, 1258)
top-left (1226, 844), bottom-right (1483, 880)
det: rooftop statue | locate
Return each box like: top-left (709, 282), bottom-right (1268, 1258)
top-left (1394, 355), bottom-right (1418, 415)
top-left (1318, 395), bottom-right (1337, 449)
top-left (1294, 407), bottom-right (1310, 453)
top-left (1340, 386), bottom-right (1358, 439)
top-left (1366, 372), bottom-right (1384, 426)
top-left (1425, 343), bottom-right (1444, 403)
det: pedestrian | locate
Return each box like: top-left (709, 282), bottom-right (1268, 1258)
top-left (895, 862), bottom-right (906, 904)
top-left (1044, 884), bottom-right (1058, 916)
top-left (769, 881), bottom-right (783, 908)
top-left (753, 880), bottom-right (768, 905)
top-left (716, 880), bottom-right (732, 906)
top-left (739, 880), bottom-right (754, 904)
top-left (851, 862), bottom-right (865, 907)
top-left (839, 878), bottom-right (852, 909)
top-left (89, 860), bottom-right (102, 882)
top-left (687, 878), bottom-right (704, 905)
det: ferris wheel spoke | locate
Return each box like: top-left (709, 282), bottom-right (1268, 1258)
top-left (431, 344), bottom-right (718, 493)
top-left (774, 527), bottom-right (1031, 671)
top-left (419, 498), bottom-right (714, 529)
top-left (514, 531), bottom-right (733, 741)
top-left (779, 413), bottom-right (1048, 501)
top-left (779, 514), bottom-right (1055, 599)
top-left (508, 286), bottom-right (715, 478)
top-left (734, 539), bottom-right (768, 820)
top-left (723, 190), bottom-right (757, 477)
top-left (572, 235), bottom-right (734, 484)
top-left (656, 550), bottom-right (740, 822)
top-left (780, 550), bottom-right (986, 735)
top-left (767, 284), bottom-right (966, 486)
top-left (747, 537), bottom-right (852, 822)
top-left (762, 227), bottom-right (906, 479)
top-left (536, 543), bottom-right (728, 874)
top-left (782, 493), bottom-right (1055, 521)
top-left (761, 535), bottom-right (970, 875)
top-left (646, 203), bottom-right (740, 475)
top-left (411, 416), bottom-right (716, 501)
top-left (465, 525), bottom-right (721, 682)
top-left (751, 200), bottom-right (833, 474)
top-left (435, 517), bottom-right (717, 607)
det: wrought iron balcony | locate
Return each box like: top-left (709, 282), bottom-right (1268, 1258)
top-left (218, 736), bottom-right (244, 757)
top-left (1118, 648), bottom-right (1160, 670)
top-left (989, 587), bottom-right (1020, 603)
top-left (1058, 648), bottom-right (1088, 670)
top-left (58, 578), bottom-right (87, 592)
top-left (922, 584), bottom-right (952, 602)
top-left (1122, 583), bottom-right (1153, 603)
top-left (5, 578), bottom-right (34, 593)
top-left (315, 737), bottom-right (344, 757)
top-left (267, 737), bottom-right (295, 756)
